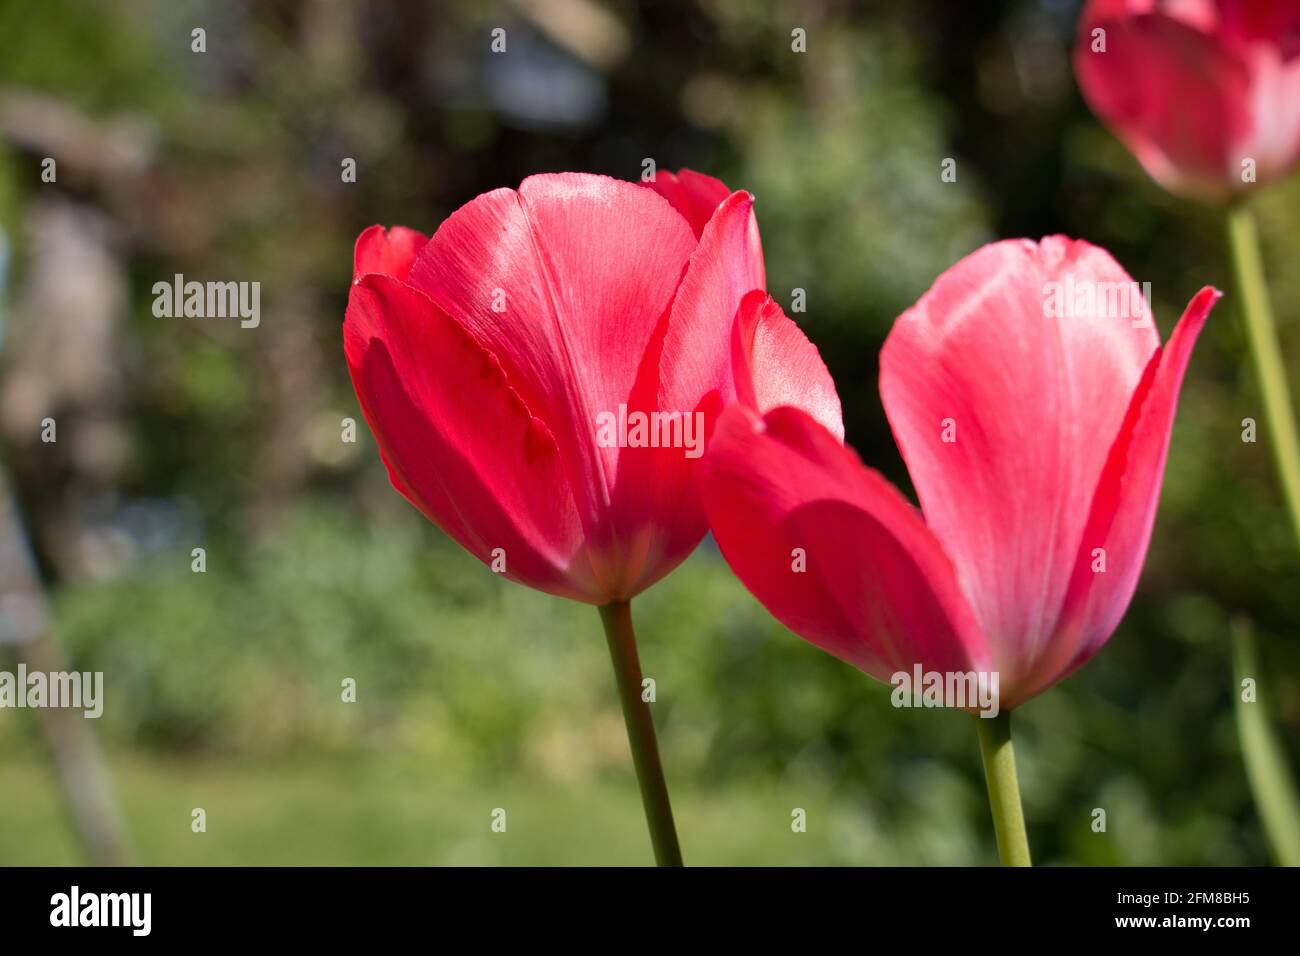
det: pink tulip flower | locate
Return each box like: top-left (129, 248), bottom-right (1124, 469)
top-left (1074, 0), bottom-right (1300, 200)
top-left (342, 169), bottom-right (840, 865)
top-left (343, 171), bottom-right (839, 606)
top-left (704, 237), bottom-right (1218, 711)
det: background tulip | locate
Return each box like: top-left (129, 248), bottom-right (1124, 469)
top-left (1074, 0), bottom-right (1300, 201)
top-left (1074, 3), bottom-right (1300, 552)
top-left (344, 170), bottom-right (837, 863)
top-left (1076, 0), bottom-right (1300, 866)
top-left (704, 236), bottom-right (1218, 864)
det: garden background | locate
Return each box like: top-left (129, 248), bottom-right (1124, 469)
top-left (1, 0), bottom-right (1298, 865)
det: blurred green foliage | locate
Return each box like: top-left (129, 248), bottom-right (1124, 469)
top-left (0, 504), bottom-right (1278, 865)
top-left (0, 0), bottom-right (1298, 864)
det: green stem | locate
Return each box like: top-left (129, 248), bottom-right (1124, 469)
top-left (1230, 618), bottom-right (1300, 866)
top-left (1226, 204), bottom-right (1300, 549)
top-left (598, 600), bottom-right (683, 866)
top-left (975, 711), bottom-right (1032, 866)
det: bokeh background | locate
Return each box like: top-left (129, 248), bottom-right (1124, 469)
top-left (1, 0), bottom-right (1298, 865)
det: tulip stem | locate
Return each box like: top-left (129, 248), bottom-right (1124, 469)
top-left (1226, 203), bottom-right (1300, 550)
top-left (1230, 618), bottom-right (1300, 866)
top-left (975, 711), bottom-right (1032, 866)
top-left (598, 600), bottom-right (683, 866)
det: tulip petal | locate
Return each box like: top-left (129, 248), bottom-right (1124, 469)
top-left (1028, 286), bottom-right (1219, 700)
top-left (353, 224), bottom-right (429, 282)
top-left (1216, 0), bottom-right (1300, 55)
top-left (404, 174), bottom-right (699, 583)
top-left (880, 237), bottom-right (1160, 693)
top-left (703, 404), bottom-right (988, 685)
top-left (344, 274), bottom-right (598, 602)
top-left (1237, 45), bottom-right (1300, 185)
top-left (657, 189), bottom-right (766, 419)
top-left (643, 168), bottom-right (733, 238)
top-left (731, 290), bottom-right (845, 441)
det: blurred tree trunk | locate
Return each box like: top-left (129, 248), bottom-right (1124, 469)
top-left (0, 467), bottom-right (129, 866)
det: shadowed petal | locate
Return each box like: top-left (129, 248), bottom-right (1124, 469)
top-left (703, 404), bottom-right (988, 685)
top-left (344, 274), bottom-right (598, 601)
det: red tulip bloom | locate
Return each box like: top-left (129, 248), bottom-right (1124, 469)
top-left (1074, 0), bottom-right (1300, 200)
top-left (344, 170), bottom-right (840, 864)
top-left (343, 171), bottom-right (840, 605)
top-left (704, 237), bottom-right (1218, 711)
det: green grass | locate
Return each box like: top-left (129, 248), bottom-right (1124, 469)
top-left (0, 751), bottom-right (899, 866)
